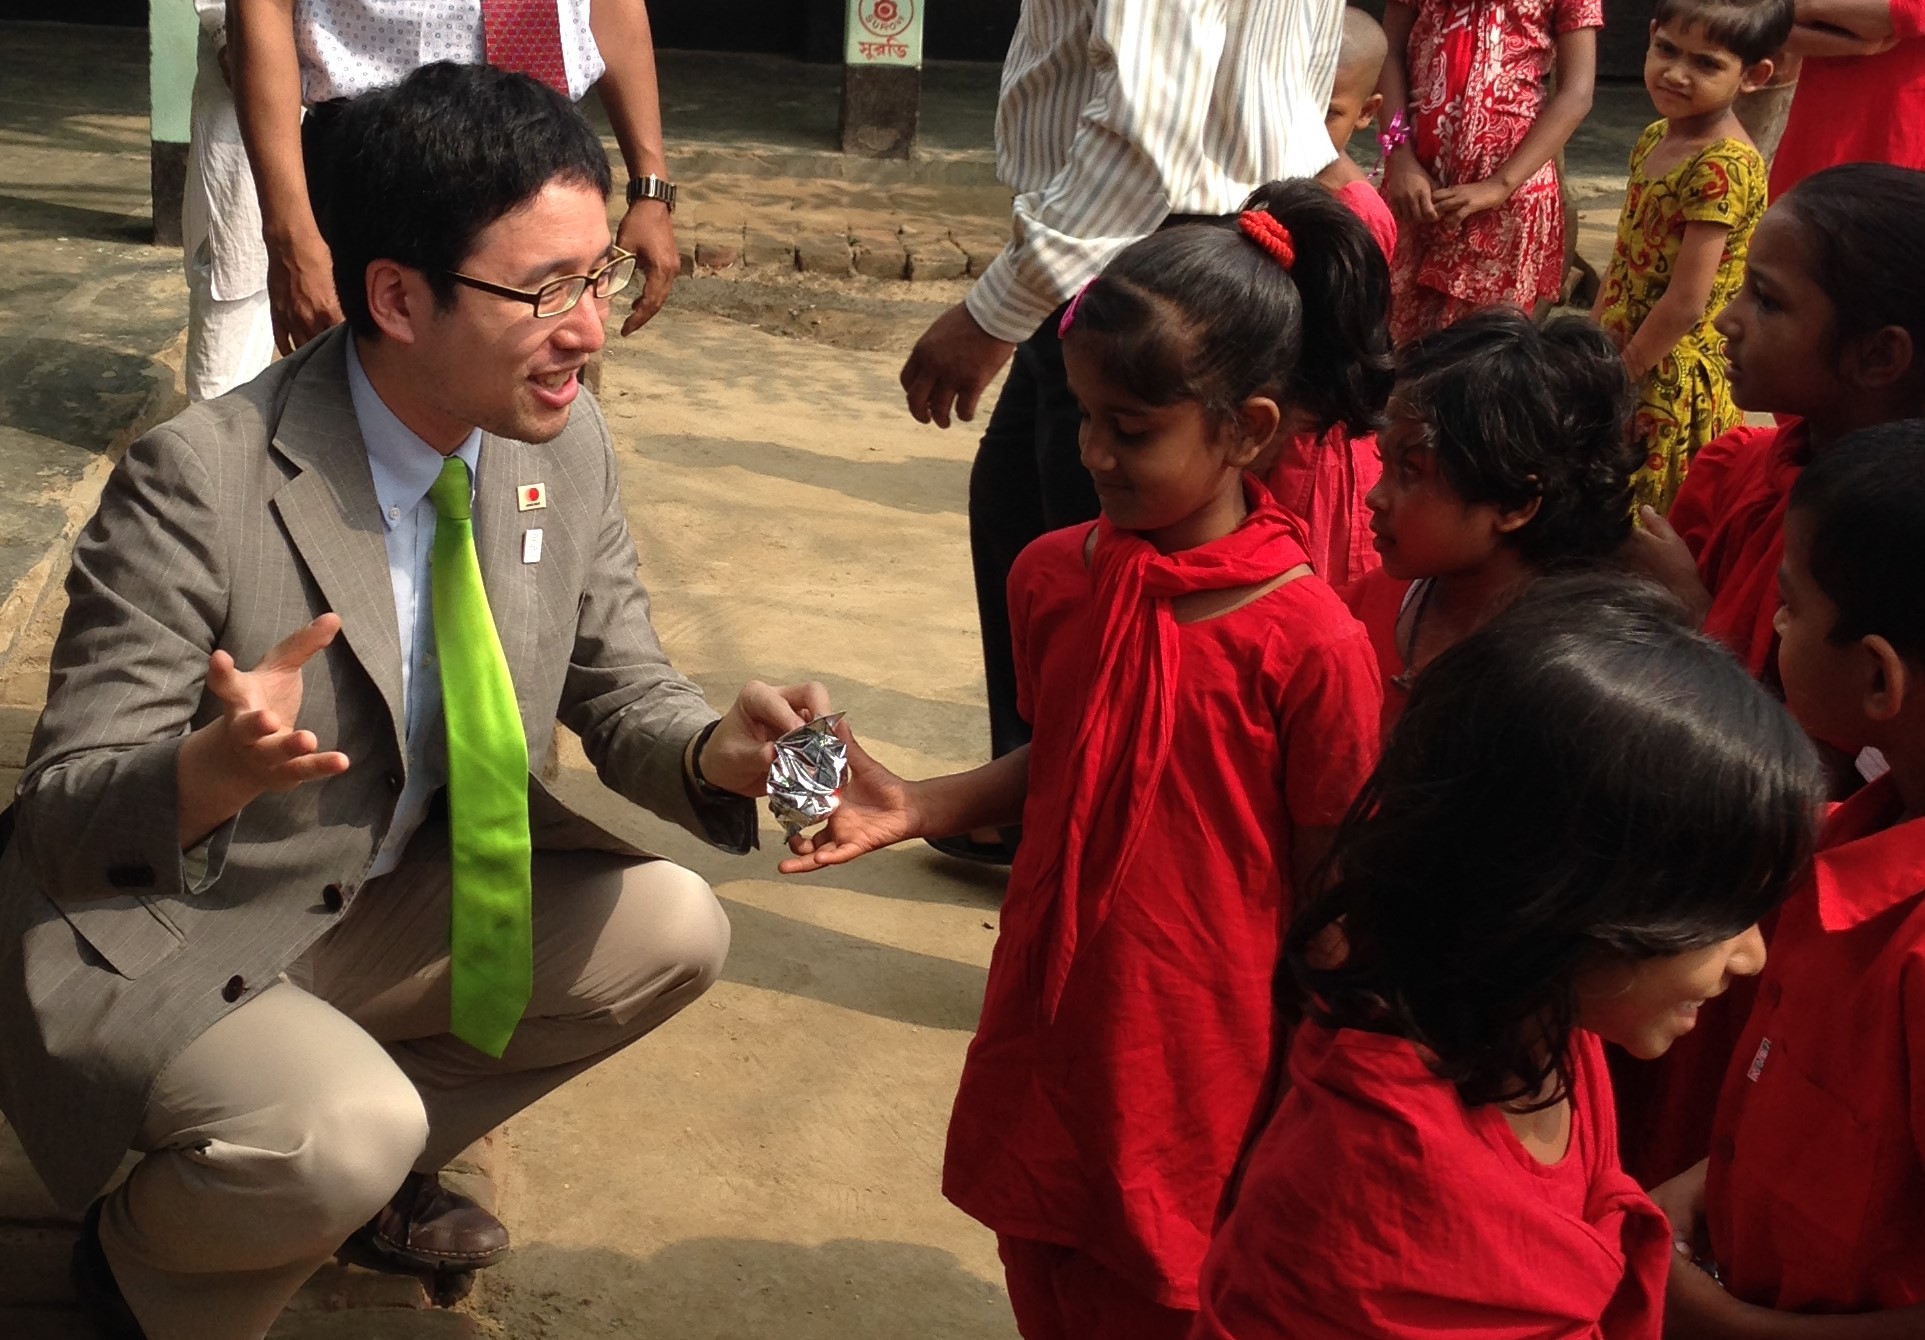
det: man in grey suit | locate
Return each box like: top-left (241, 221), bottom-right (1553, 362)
top-left (0, 63), bottom-right (824, 1339)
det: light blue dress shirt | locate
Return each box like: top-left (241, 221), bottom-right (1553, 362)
top-left (345, 338), bottom-right (483, 879)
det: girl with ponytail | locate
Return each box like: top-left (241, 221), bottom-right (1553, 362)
top-left (776, 182), bottom-right (1388, 1337)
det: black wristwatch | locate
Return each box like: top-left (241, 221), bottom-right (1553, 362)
top-left (626, 174), bottom-right (678, 212)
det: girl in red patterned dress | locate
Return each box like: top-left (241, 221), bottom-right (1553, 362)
top-left (779, 181), bottom-right (1390, 1339)
top-left (1378, 0), bottom-right (1602, 344)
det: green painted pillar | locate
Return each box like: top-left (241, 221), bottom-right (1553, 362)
top-left (150, 0), bottom-right (198, 247)
top-left (840, 0), bottom-right (924, 158)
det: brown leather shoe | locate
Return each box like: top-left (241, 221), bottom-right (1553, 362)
top-left (362, 1171), bottom-right (510, 1273)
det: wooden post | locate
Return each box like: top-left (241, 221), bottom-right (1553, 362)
top-left (839, 0), bottom-right (924, 158)
top-left (149, 0), bottom-right (198, 247)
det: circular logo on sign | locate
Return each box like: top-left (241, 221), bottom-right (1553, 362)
top-left (859, 0), bottom-right (914, 39)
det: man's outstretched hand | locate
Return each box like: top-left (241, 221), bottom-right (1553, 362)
top-left (900, 302), bottom-right (1017, 428)
top-left (696, 680), bottom-right (834, 797)
top-left (778, 724), bottom-right (921, 873)
top-left (178, 614), bottom-right (350, 846)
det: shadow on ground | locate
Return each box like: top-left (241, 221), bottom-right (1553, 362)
top-left (480, 1237), bottom-right (1012, 1340)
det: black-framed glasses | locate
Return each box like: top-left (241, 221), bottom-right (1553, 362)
top-left (445, 247), bottom-right (637, 318)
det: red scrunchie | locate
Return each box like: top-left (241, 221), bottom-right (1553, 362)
top-left (1238, 210), bottom-right (1296, 271)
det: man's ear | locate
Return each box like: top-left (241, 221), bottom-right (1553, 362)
top-left (1359, 92), bottom-right (1385, 129)
top-left (1739, 57), bottom-right (1775, 94)
top-left (1863, 634), bottom-right (1913, 723)
top-left (1230, 395), bottom-right (1285, 469)
top-left (364, 259), bottom-right (429, 345)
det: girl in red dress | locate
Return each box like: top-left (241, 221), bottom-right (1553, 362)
top-left (779, 181), bottom-right (1392, 1339)
top-left (1341, 307), bottom-right (1639, 734)
top-left (1194, 575), bottom-right (1823, 1340)
top-left (1378, 0), bottom-right (1602, 344)
top-left (1619, 163), bottom-right (1925, 1190)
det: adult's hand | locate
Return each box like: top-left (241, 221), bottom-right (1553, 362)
top-left (697, 679), bottom-right (834, 796)
top-left (177, 614), bottom-right (350, 846)
top-left (900, 302), bottom-right (1017, 428)
top-left (1382, 146), bottom-right (1441, 228)
top-left (1649, 1158), bottom-right (1710, 1257)
top-left (778, 726), bottom-right (921, 873)
top-left (615, 199), bottom-right (678, 336)
top-left (268, 231), bottom-right (344, 354)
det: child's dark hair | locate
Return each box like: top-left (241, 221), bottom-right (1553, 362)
top-left (1652, 0), bottom-right (1793, 66)
top-left (1283, 573), bottom-right (1820, 1110)
top-left (1393, 308), bottom-right (1638, 564)
top-left (1067, 179), bottom-right (1394, 436)
top-left (1789, 419), bottom-right (1925, 664)
top-left (1779, 165), bottom-right (1925, 369)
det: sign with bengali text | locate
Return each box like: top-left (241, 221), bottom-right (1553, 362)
top-left (846, 0), bottom-right (922, 67)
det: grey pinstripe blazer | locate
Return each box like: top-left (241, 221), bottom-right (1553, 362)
top-left (0, 328), bottom-right (753, 1209)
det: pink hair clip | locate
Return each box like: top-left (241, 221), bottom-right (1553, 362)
top-left (1058, 279), bottom-right (1095, 338)
top-left (1238, 211), bottom-right (1297, 271)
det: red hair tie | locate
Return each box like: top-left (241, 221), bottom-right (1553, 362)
top-left (1238, 210), bottom-right (1297, 271)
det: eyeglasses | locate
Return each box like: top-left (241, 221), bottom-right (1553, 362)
top-left (444, 247), bottom-right (637, 318)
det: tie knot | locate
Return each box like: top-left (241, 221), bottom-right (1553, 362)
top-left (430, 457), bottom-right (472, 522)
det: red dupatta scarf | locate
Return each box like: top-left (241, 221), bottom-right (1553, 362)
top-left (1029, 481), bottom-right (1311, 1022)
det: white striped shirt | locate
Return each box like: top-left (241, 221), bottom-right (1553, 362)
top-left (965, 0), bottom-right (1344, 345)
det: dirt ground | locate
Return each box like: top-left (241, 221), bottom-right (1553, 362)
top-left (462, 271), bottom-right (1022, 1340)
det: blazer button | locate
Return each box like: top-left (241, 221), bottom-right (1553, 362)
top-left (386, 772), bottom-right (402, 793)
top-left (322, 884), bottom-right (345, 913)
top-left (221, 975), bottom-right (246, 1003)
top-left (1767, 980), bottom-right (1784, 1007)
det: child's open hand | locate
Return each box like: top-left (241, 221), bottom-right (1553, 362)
top-left (777, 723), bottom-right (922, 873)
top-left (1431, 178), bottom-right (1511, 227)
top-left (1383, 149), bottom-right (1441, 226)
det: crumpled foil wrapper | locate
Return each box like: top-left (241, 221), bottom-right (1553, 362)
top-left (768, 713), bottom-right (849, 838)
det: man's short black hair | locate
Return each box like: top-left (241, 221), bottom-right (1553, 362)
top-left (316, 61), bottom-right (613, 337)
top-left (1651, 0), bottom-right (1794, 65)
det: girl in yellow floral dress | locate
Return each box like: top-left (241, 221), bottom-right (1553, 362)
top-left (1592, 0), bottom-right (1786, 512)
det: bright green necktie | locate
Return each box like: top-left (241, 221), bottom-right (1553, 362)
top-left (429, 457), bottom-right (533, 1058)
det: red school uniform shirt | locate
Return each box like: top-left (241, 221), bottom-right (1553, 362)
top-left (1770, 0), bottom-right (1925, 197)
top-left (1610, 423), bottom-right (1805, 1185)
top-left (1192, 1024), bottom-right (1670, 1340)
top-left (1341, 567), bottom-right (1415, 737)
top-left (1665, 420), bottom-right (1806, 681)
top-left (1706, 774), bottom-right (1925, 1312)
top-left (1264, 178), bottom-right (1396, 590)
top-left (943, 494), bottom-right (1383, 1310)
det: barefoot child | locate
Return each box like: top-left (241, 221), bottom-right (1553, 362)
top-left (1592, 0), bottom-right (1787, 513)
top-left (1265, 6), bottom-right (1402, 589)
top-left (1658, 423), bottom-right (1925, 1333)
top-left (1194, 575), bottom-right (1822, 1339)
top-left (1342, 308), bottom-right (1638, 731)
top-left (1378, 0), bottom-right (1601, 344)
top-left (781, 182), bottom-right (1389, 1337)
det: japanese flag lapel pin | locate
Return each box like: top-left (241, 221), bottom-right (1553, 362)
top-left (518, 482), bottom-right (548, 511)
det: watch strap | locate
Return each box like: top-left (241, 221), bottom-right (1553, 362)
top-left (626, 174), bottom-right (678, 211)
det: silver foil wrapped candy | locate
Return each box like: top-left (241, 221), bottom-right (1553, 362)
top-left (768, 713), bottom-right (849, 838)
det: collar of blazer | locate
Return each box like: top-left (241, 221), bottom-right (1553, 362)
top-left (264, 327), bottom-right (542, 767)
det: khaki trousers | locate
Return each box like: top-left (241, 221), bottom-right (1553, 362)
top-left (97, 834), bottom-right (730, 1340)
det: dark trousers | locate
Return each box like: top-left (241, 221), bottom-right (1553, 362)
top-left (968, 305), bottom-right (1097, 759)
